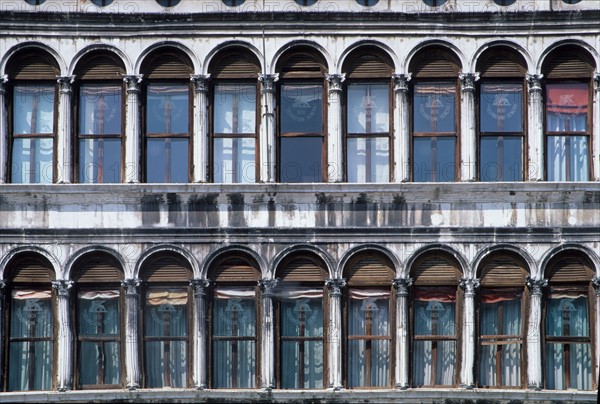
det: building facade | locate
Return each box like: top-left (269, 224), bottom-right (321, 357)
top-left (0, 0), bottom-right (599, 402)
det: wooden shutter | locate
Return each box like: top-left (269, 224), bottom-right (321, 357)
top-left (143, 52), bottom-right (193, 79)
top-left (10, 53), bottom-right (59, 80)
top-left (211, 256), bottom-right (260, 283)
top-left (278, 51), bottom-right (326, 79)
top-left (143, 254), bottom-right (192, 282)
top-left (211, 53), bottom-right (260, 79)
top-left (413, 256), bottom-right (461, 285)
top-left (10, 256), bottom-right (54, 283)
top-left (78, 54), bottom-right (125, 80)
top-left (547, 257), bottom-right (594, 284)
top-left (480, 256), bottom-right (527, 287)
top-left (345, 53), bottom-right (393, 79)
top-left (346, 255), bottom-right (394, 286)
top-left (74, 255), bottom-right (123, 283)
top-left (412, 49), bottom-right (460, 78)
top-left (277, 257), bottom-right (327, 283)
top-left (545, 50), bottom-right (594, 79)
top-left (479, 52), bottom-right (526, 78)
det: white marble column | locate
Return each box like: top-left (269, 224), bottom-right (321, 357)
top-left (393, 277), bottom-right (412, 389)
top-left (593, 73), bottom-right (600, 181)
top-left (122, 278), bottom-right (142, 390)
top-left (459, 277), bottom-right (479, 388)
top-left (0, 76), bottom-right (8, 183)
top-left (459, 73), bottom-right (479, 182)
top-left (592, 277), bottom-right (600, 382)
top-left (526, 74), bottom-right (544, 181)
top-left (123, 75), bottom-right (143, 183)
top-left (258, 74), bottom-right (278, 183)
top-left (191, 74), bottom-right (210, 183)
top-left (526, 276), bottom-right (547, 389)
top-left (326, 73), bottom-right (345, 182)
top-left (190, 279), bottom-right (211, 389)
top-left (52, 280), bottom-right (74, 391)
top-left (326, 278), bottom-right (346, 390)
top-left (56, 76), bottom-right (75, 183)
top-left (0, 280), bottom-right (6, 380)
top-left (393, 73), bottom-right (411, 183)
top-left (259, 279), bottom-right (277, 390)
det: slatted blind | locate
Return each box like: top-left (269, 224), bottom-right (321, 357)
top-left (210, 256), bottom-right (260, 283)
top-left (480, 256), bottom-right (527, 287)
top-left (10, 256), bottom-right (54, 283)
top-left (11, 53), bottom-right (59, 80)
top-left (77, 54), bottom-right (125, 80)
top-left (479, 52), bottom-right (526, 78)
top-left (547, 257), bottom-right (594, 284)
top-left (413, 256), bottom-right (461, 285)
top-left (412, 49), bottom-right (460, 78)
top-left (211, 53), bottom-right (260, 79)
top-left (346, 254), bottom-right (394, 286)
top-left (545, 50), bottom-right (594, 79)
top-left (143, 52), bottom-right (193, 79)
top-left (74, 255), bottom-right (123, 283)
top-left (344, 53), bottom-right (393, 79)
top-left (278, 51), bottom-right (326, 79)
top-left (277, 257), bottom-right (327, 282)
top-left (143, 254), bottom-right (192, 282)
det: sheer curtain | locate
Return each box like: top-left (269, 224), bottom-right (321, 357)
top-left (8, 290), bottom-right (54, 391)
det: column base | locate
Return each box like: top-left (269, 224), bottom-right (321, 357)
top-left (459, 383), bottom-right (475, 390)
top-left (395, 383), bottom-right (409, 390)
top-left (527, 383), bottom-right (542, 391)
top-left (127, 382), bottom-right (140, 391)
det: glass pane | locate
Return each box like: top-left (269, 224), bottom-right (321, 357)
top-left (545, 343), bottom-right (592, 390)
top-left (413, 136), bottom-right (455, 182)
top-left (11, 137), bottom-right (53, 183)
top-left (546, 136), bottom-right (589, 181)
top-left (280, 84), bottom-right (323, 134)
top-left (80, 341), bottom-right (120, 385)
top-left (79, 138), bottom-right (121, 183)
top-left (213, 298), bottom-right (256, 337)
top-left (414, 82), bottom-right (455, 133)
top-left (347, 84), bottom-right (389, 134)
top-left (147, 84), bottom-right (189, 134)
top-left (280, 137), bottom-right (323, 182)
top-left (79, 84), bottom-right (122, 135)
top-left (480, 83), bottom-right (522, 133)
top-left (414, 299), bottom-right (456, 336)
top-left (144, 341), bottom-right (188, 388)
top-left (146, 138), bottom-right (189, 183)
top-left (347, 137), bottom-right (389, 183)
top-left (546, 296), bottom-right (589, 337)
top-left (413, 340), bottom-right (456, 386)
top-left (214, 84), bottom-right (256, 134)
top-left (480, 136), bottom-right (522, 181)
top-left (13, 84), bottom-right (55, 134)
top-left (546, 83), bottom-right (588, 132)
top-left (213, 137), bottom-right (256, 183)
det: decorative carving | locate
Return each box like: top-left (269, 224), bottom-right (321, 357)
top-left (526, 276), bottom-right (548, 295)
top-left (392, 73), bottom-right (411, 93)
top-left (258, 73), bottom-right (279, 94)
top-left (190, 279), bottom-right (211, 297)
top-left (52, 280), bottom-right (74, 297)
top-left (526, 74), bottom-right (543, 94)
top-left (594, 72), bottom-right (600, 92)
top-left (592, 277), bottom-right (600, 296)
top-left (190, 74), bottom-right (210, 94)
top-left (121, 278), bottom-right (142, 296)
top-left (392, 277), bottom-right (413, 296)
top-left (0, 279), bottom-right (5, 298)
top-left (459, 278), bottom-right (480, 295)
top-left (258, 279), bottom-right (279, 297)
top-left (326, 73), bottom-right (345, 93)
top-left (459, 72), bottom-right (480, 93)
top-left (325, 278), bottom-right (347, 296)
top-left (57, 75), bottom-right (75, 94)
top-left (123, 74), bottom-right (143, 94)
top-left (0, 75), bottom-right (8, 95)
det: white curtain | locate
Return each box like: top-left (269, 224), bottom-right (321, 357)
top-left (546, 136), bottom-right (589, 181)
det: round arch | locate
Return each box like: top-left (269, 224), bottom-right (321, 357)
top-left (338, 244), bottom-right (401, 279)
top-left (270, 245), bottom-right (335, 281)
top-left (404, 40), bottom-right (465, 75)
top-left (135, 41), bottom-right (200, 75)
top-left (202, 245), bottom-right (266, 280)
top-left (404, 244), bottom-right (467, 279)
top-left (69, 44), bottom-right (131, 76)
top-left (270, 40), bottom-right (332, 75)
top-left (536, 40), bottom-right (598, 75)
top-left (203, 41), bottom-right (264, 75)
top-left (471, 40), bottom-right (533, 74)
top-left (64, 245), bottom-right (127, 281)
top-left (472, 244), bottom-right (534, 279)
top-left (337, 40), bottom-right (398, 75)
top-left (134, 244), bottom-right (200, 279)
top-left (1, 42), bottom-right (66, 77)
top-left (0, 246), bottom-right (60, 280)
top-left (540, 244), bottom-right (599, 279)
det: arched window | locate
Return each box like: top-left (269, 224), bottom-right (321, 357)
top-left (74, 52), bottom-right (125, 183)
top-left (409, 47), bottom-right (461, 182)
top-left (411, 252), bottom-right (461, 386)
top-left (209, 49), bottom-right (260, 183)
top-left (344, 252), bottom-right (395, 388)
top-left (141, 49), bottom-right (194, 183)
top-left (72, 253), bottom-right (124, 389)
top-left (342, 48), bottom-right (393, 183)
top-left (476, 48), bottom-right (527, 181)
top-left (274, 254), bottom-right (328, 389)
top-left (7, 50), bottom-right (59, 184)
top-left (477, 253), bottom-right (529, 388)
top-left (542, 46), bottom-right (595, 181)
top-left (543, 252), bottom-right (595, 390)
top-left (276, 47), bottom-right (328, 182)
top-left (4, 253), bottom-right (56, 391)
top-left (208, 254), bottom-right (260, 388)
top-left (140, 252), bottom-right (193, 388)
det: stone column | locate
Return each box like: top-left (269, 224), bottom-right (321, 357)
top-left (123, 75), bottom-right (143, 183)
top-left (52, 280), bottom-right (74, 391)
top-left (592, 277), bottom-right (600, 382)
top-left (325, 278), bottom-right (346, 390)
top-left (326, 73), bottom-right (345, 182)
top-left (258, 74), bottom-right (279, 183)
top-left (259, 279), bottom-right (278, 390)
top-left (0, 280), bottom-right (5, 383)
top-left (526, 74), bottom-right (544, 181)
top-left (593, 73), bottom-right (600, 181)
top-left (191, 74), bottom-right (210, 183)
top-left (459, 73), bottom-right (479, 182)
top-left (393, 277), bottom-right (412, 389)
top-left (526, 276), bottom-right (547, 389)
top-left (56, 76), bottom-right (75, 183)
top-left (459, 277), bottom-right (480, 388)
top-left (392, 74), bottom-right (411, 182)
top-left (190, 279), bottom-right (211, 389)
top-left (0, 76), bottom-right (8, 183)
top-left (122, 278), bottom-right (142, 390)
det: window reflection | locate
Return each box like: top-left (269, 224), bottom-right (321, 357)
top-left (280, 137), bottom-right (323, 183)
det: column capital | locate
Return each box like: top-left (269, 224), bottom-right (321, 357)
top-left (258, 279), bottom-right (279, 297)
top-left (258, 73), bottom-right (279, 94)
top-left (392, 73), bottom-right (411, 93)
top-left (52, 280), bottom-right (74, 296)
top-left (0, 279), bottom-right (6, 297)
top-left (592, 277), bottom-right (600, 296)
top-left (526, 74), bottom-right (544, 93)
top-left (0, 75), bottom-right (8, 94)
top-left (190, 278), bottom-right (211, 297)
top-left (325, 278), bottom-right (346, 296)
top-left (459, 278), bottom-right (480, 295)
top-left (459, 72), bottom-right (480, 93)
top-left (57, 75), bottom-right (76, 94)
top-left (594, 72), bottom-right (600, 92)
top-left (121, 278), bottom-right (142, 296)
top-left (123, 74), bottom-right (143, 94)
top-left (326, 73), bottom-right (346, 93)
top-left (526, 276), bottom-right (548, 295)
top-left (191, 74), bottom-right (210, 93)
top-left (392, 277), bottom-right (413, 296)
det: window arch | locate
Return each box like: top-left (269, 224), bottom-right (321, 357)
top-left (208, 253), bottom-right (261, 388)
top-left (410, 251), bottom-right (461, 386)
top-left (542, 46), bottom-right (595, 181)
top-left (141, 49), bottom-right (194, 183)
top-left (7, 49), bottom-right (59, 184)
top-left (276, 47), bottom-right (328, 183)
top-left (342, 47), bottom-right (394, 183)
top-left (409, 46), bottom-right (461, 182)
top-left (139, 252), bottom-right (193, 388)
top-left (343, 251), bottom-right (395, 388)
top-left (74, 52), bottom-right (126, 183)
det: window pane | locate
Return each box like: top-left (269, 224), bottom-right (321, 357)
top-left (414, 82), bottom-right (455, 133)
top-left (413, 340), bottom-right (456, 386)
top-left (13, 84), bottom-right (55, 134)
top-left (347, 137), bottom-right (389, 183)
top-left (147, 84), bottom-right (189, 134)
top-left (480, 136), bottom-right (522, 181)
top-left (480, 83), bottom-right (522, 133)
top-left (413, 136), bottom-right (455, 182)
top-left (146, 138), bottom-right (189, 183)
top-left (214, 84), bottom-right (256, 134)
top-left (79, 138), bottom-right (121, 183)
top-left (280, 137), bottom-right (322, 182)
top-left (213, 137), bottom-right (255, 183)
top-left (11, 137), bottom-right (53, 183)
top-left (546, 83), bottom-right (588, 132)
top-left (280, 84), bottom-right (323, 134)
top-left (547, 136), bottom-right (589, 181)
top-left (347, 84), bottom-right (389, 134)
top-left (79, 85), bottom-right (122, 135)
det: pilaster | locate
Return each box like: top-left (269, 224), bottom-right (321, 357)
top-left (325, 278), bottom-right (346, 390)
top-left (259, 279), bottom-right (278, 390)
top-left (56, 76), bottom-right (75, 183)
top-left (393, 277), bottom-right (412, 389)
top-left (459, 73), bottom-right (479, 182)
top-left (393, 73), bottom-right (411, 182)
top-left (190, 279), bottom-right (211, 389)
top-left (326, 73), bottom-right (345, 182)
top-left (191, 74), bottom-right (210, 182)
top-left (122, 278), bottom-right (142, 389)
top-left (258, 73), bottom-right (279, 182)
top-left (52, 280), bottom-right (74, 391)
top-left (526, 276), bottom-right (547, 389)
top-left (459, 277), bottom-right (480, 388)
top-left (123, 75), bottom-right (143, 183)
top-left (526, 74), bottom-right (544, 181)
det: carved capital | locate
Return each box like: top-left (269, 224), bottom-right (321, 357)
top-left (121, 278), bottom-right (142, 296)
top-left (325, 278), bottom-right (346, 297)
top-left (459, 278), bottom-right (480, 295)
top-left (190, 74), bottom-right (210, 94)
top-left (258, 279), bottom-right (279, 297)
top-left (57, 75), bottom-right (76, 94)
top-left (594, 72), bottom-right (600, 92)
top-left (258, 73), bottom-right (279, 94)
top-left (526, 276), bottom-right (548, 296)
top-left (392, 277), bottom-right (413, 296)
top-left (392, 73), bottom-right (411, 93)
top-left (52, 280), bottom-right (74, 297)
top-left (190, 279), bottom-right (211, 297)
top-left (592, 277), bottom-right (600, 296)
top-left (0, 75), bottom-right (8, 95)
top-left (123, 74), bottom-right (143, 94)
top-left (326, 73), bottom-right (345, 93)
top-left (459, 72), bottom-right (480, 93)
top-left (526, 74), bottom-right (543, 94)
top-left (0, 279), bottom-right (6, 298)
